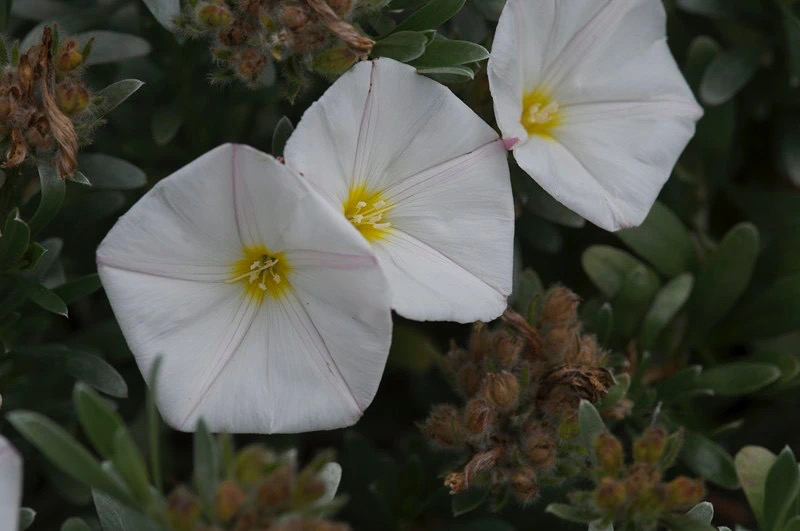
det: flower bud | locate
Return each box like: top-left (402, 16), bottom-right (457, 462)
top-left (233, 48), bottom-right (267, 80)
top-left (166, 486), bottom-right (201, 531)
top-left (594, 432), bottom-right (624, 477)
top-left (197, 2), bottom-right (233, 27)
top-left (510, 467), bottom-right (539, 504)
top-left (464, 398), bottom-right (495, 436)
top-left (633, 426), bottom-right (667, 465)
top-left (289, 24), bottom-right (328, 55)
top-left (593, 477), bottom-right (627, 511)
top-left (542, 325), bottom-right (580, 363)
top-left (214, 480), bottom-right (245, 523)
top-left (280, 4), bottom-right (311, 31)
top-left (422, 404), bottom-right (464, 448)
top-left (522, 424), bottom-right (556, 469)
top-left (219, 24), bottom-right (248, 46)
top-left (664, 476), bottom-right (705, 510)
top-left (467, 322), bottom-right (492, 361)
top-left (55, 81), bottom-right (90, 115)
top-left (444, 471), bottom-right (466, 494)
top-left (56, 40), bottom-right (84, 72)
top-left (18, 57), bottom-right (35, 97)
top-left (292, 476), bottom-right (327, 506)
top-left (573, 334), bottom-right (602, 366)
top-left (626, 463), bottom-right (663, 513)
top-left (234, 444), bottom-right (277, 485)
top-left (540, 286), bottom-right (580, 327)
top-left (482, 371), bottom-right (519, 412)
top-left (258, 464), bottom-right (294, 508)
top-left (492, 331), bottom-right (520, 368)
top-left (456, 362), bottom-right (482, 397)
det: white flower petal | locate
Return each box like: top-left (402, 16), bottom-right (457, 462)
top-left (96, 144), bottom-right (242, 282)
top-left (384, 140), bottom-right (513, 322)
top-left (98, 145), bottom-right (391, 433)
top-left (489, 0), bottom-right (702, 232)
top-left (286, 58), bottom-right (513, 322)
top-left (0, 436), bottom-right (22, 531)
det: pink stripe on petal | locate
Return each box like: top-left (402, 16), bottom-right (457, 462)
top-left (503, 137), bottom-right (520, 150)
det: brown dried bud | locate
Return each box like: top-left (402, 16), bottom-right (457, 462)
top-left (444, 471), bottom-right (466, 494)
top-left (233, 48), bottom-right (267, 80)
top-left (540, 286), bottom-right (580, 327)
top-left (422, 404), bottom-right (464, 448)
top-left (197, 2), bottom-right (234, 27)
top-left (56, 40), bottom-right (84, 72)
top-left (542, 325), bottom-right (580, 362)
top-left (219, 24), bottom-right (249, 46)
top-left (664, 476), bottom-right (705, 510)
top-left (233, 444), bottom-right (277, 485)
top-left (482, 371), bottom-right (519, 413)
top-left (26, 113), bottom-right (53, 151)
top-left (467, 322), bottom-right (492, 362)
top-left (18, 57), bottom-right (35, 98)
top-left (166, 486), bottom-right (201, 531)
top-left (633, 426), bottom-right (667, 465)
top-left (55, 81), bottom-right (90, 115)
top-left (258, 464), bottom-right (294, 508)
top-left (510, 467), bottom-right (539, 504)
top-left (280, 4), bottom-right (312, 31)
top-left (290, 24), bottom-right (328, 55)
top-left (464, 398), bottom-right (495, 436)
top-left (214, 480), bottom-right (246, 523)
top-left (594, 432), bottom-right (624, 477)
top-left (522, 425), bottom-right (557, 470)
top-left (456, 362), bottom-right (483, 397)
top-left (464, 446), bottom-right (503, 483)
top-left (593, 477), bottom-right (627, 511)
top-left (5, 128), bottom-right (28, 168)
top-left (327, 0), bottom-right (353, 16)
top-left (492, 331), bottom-right (520, 368)
top-left (572, 334), bottom-right (603, 366)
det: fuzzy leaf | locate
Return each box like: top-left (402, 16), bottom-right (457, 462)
top-left (681, 432), bottom-right (739, 489)
top-left (639, 274), bottom-right (694, 350)
top-left (700, 45), bottom-right (761, 105)
top-left (764, 447), bottom-right (800, 531)
top-left (617, 202), bottom-right (694, 277)
top-left (372, 31), bottom-right (428, 62)
top-left (734, 446), bottom-right (776, 529)
top-left (394, 0), bottom-right (466, 32)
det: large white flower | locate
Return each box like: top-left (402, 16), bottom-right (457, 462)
top-left (0, 435), bottom-right (22, 531)
top-left (97, 144), bottom-right (392, 433)
top-left (285, 58), bottom-right (514, 323)
top-left (488, 0), bottom-right (703, 231)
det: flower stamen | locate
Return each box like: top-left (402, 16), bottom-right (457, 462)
top-left (521, 89), bottom-right (561, 138)
top-left (229, 247), bottom-right (291, 301)
top-left (343, 185), bottom-right (394, 242)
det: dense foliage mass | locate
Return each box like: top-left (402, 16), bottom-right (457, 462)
top-left (1, 0), bottom-right (800, 530)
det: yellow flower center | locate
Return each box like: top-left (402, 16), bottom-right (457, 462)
top-left (228, 245), bottom-right (292, 302)
top-left (521, 89), bottom-right (561, 138)
top-left (343, 184), bottom-right (393, 242)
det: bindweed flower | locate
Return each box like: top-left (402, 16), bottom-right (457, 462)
top-left (0, 436), bottom-right (22, 531)
top-left (285, 58), bottom-right (514, 323)
top-left (97, 144), bottom-right (392, 433)
top-left (488, 0), bottom-right (703, 231)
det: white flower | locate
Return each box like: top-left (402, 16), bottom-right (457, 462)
top-left (285, 58), bottom-right (514, 323)
top-left (97, 144), bottom-right (392, 433)
top-left (488, 0), bottom-right (703, 231)
top-left (0, 435), bottom-right (22, 531)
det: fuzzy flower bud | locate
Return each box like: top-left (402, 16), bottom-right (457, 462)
top-left (293, 476), bottom-right (328, 506)
top-left (594, 477), bottom-right (627, 512)
top-left (18, 57), bottom-right (35, 97)
top-left (522, 424), bottom-right (556, 470)
top-left (280, 4), bottom-right (312, 31)
top-left (510, 467), bottom-right (539, 504)
top-left (594, 432), bottom-right (624, 477)
top-left (664, 476), bottom-right (705, 510)
top-left (233, 48), bottom-right (267, 80)
top-left (492, 331), bottom-right (520, 368)
top-left (464, 398), bottom-right (495, 436)
top-left (166, 487), bottom-right (201, 531)
top-left (540, 286), bottom-right (580, 327)
top-left (234, 445), bottom-right (277, 485)
top-left (456, 362), bottom-right (482, 397)
top-left (422, 404), bottom-right (464, 448)
top-left (633, 426), bottom-right (667, 465)
top-left (55, 81), bottom-right (90, 115)
top-left (197, 2), bottom-right (234, 27)
top-left (258, 464), bottom-right (294, 508)
top-left (482, 371), bottom-right (519, 413)
top-left (56, 40), bottom-right (84, 72)
top-left (214, 480), bottom-right (245, 523)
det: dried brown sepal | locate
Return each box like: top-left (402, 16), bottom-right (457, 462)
top-left (304, 0), bottom-right (373, 57)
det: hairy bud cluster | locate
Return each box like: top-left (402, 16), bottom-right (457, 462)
top-left (0, 28), bottom-right (94, 178)
top-left (585, 427), bottom-right (705, 529)
top-left (164, 444), bottom-right (348, 531)
top-left (421, 285), bottom-right (614, 506)
top-left (178, 0), bottom-right (371, 88)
